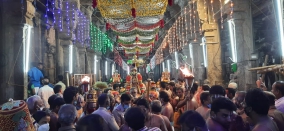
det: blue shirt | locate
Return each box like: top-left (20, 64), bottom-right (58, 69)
top-left (28, 67), bottom-right (43, 87)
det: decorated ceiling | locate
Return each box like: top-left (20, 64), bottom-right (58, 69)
top-left (94, 0), bottom-right (171, 56)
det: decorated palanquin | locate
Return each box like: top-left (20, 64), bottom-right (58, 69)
top-left (85, 89), bottom-right (98, 114)
top-left (126, 68), bottom-right (145, 94)
top-left (161, 69), bottom-right (170, 82)
top-left (0, 99), bottom-right (35, 131)
top-left (110, 70), bottom-right (122, 84)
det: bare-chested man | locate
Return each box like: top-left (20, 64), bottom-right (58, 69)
top-left (207, 97), bottom-right (236, 131)
top-left (159, 91), bottom-right (174, 122)
top-left (151, 100), bottom-right (173, 131)
top-left (137, 99), bottom-right (168, 131)
top-left (176, 89), bottom-right (198, 111)
top-left (245, 88), bottom-right (279, 131)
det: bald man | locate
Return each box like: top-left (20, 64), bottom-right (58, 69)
top-left (151, 100), bottom-right (173, 131)
top-left (58, 104), bottom-right (77, 131)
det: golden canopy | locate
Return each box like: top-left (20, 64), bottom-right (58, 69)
top-left (97, 0), bottom-right (168, 19)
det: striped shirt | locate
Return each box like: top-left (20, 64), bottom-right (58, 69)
top-left (137, 126), bottom-right (161, 131)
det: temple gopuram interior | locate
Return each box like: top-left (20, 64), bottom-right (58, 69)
top-left (0, 0), bottom-right (283, 103)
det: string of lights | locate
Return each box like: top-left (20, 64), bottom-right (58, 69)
top-left (220, 0), bottom-right (223, 29)
top-left (66, 2), bottom-right (70, 35)
top-left (45, 0), bottom-right (49, 27)
top-left (230, 0), bottom-right (234, 19)
top-left (210, 0), bottom-right (215, 22)
top-left (90, 23), bottom-right (113, 53)
top-left (193, 2), bottom-right (197, 41)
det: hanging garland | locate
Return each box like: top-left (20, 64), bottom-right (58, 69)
top-left (120, 44), bottom-right (152, 49)
top-left (120, 43), bottom-right (153, 48)
top-left (97, 0), bottom-right (168, 19)
top-left (117, 38), bottom-right (155, 44)
top-left (125, 47), bottom-right (151, 53)
top-left (118, 35), bottom-right (156, 42)
top-left (109, 20), bottom-right (162, 32)
top-left (113, 28), bottom-right (159, 37)
top-left (90, 23), bottom-right (113, 54)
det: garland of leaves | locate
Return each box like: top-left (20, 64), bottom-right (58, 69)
top-left (113, 28), bottom-right (159, 37)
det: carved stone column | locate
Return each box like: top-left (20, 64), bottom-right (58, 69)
top-left (0, 0), bottom-right (36, 101)
top-left (54, 0), bottom-right (80, 79)
top-left (78, 46), bottom-right (86, 73)
top-left (86, 49), bottom-right (95, 74)
top-left (232, 0), bottom-right (256, 90)
top-left (96, 53), bottom-right (102, 81)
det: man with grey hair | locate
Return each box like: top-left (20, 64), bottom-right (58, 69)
top-left (26, 95), bottom-right (44, 130)
top-left (151, 100), bottom-right (173, 131)
top-left (58, 104), bottom-right (77, 131)
top-left (27, 95), bottom-right (44, 115)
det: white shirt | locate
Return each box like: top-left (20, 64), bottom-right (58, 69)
top-left (55, 81), bottom-right (66, 92)
top-left (275, 96), bottom-right (284, 114)
top-left (38, 85), bottom-right (54, 108)
top-left (93, 107), bottom-right (119, 131)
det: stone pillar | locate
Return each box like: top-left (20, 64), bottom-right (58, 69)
top-left (195, 0), bottom-right (223, 86)
top-left (86, 49), bottom-right (95, 74)
top-left (77, 46), bottom-right (86, 73)
top-left (54, 0), bottom-right (79, 78)
top-left (232, 0), bottom-right (256, 90)
top-left (203, 23), bottom-right (223, 86)
top-left (0, 0), bottom-right (36, 101)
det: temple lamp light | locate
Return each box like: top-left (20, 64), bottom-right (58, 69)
top-left (275, 0), bottom-right (284, 60)
top-left (162, 62), bottom-right (165, 72)
top-left (127, 66), bottom-right (130, 75)
top-left (112, 63), bottom-right (115, 75)
top-left (23, 24), bottom-right (32, 73)
top-left (189, 44), bottom-right (194, 68)
top-left (167, 60), bottom-right (171, 72)
top-left (105, 61), bottom-right (107, 76)
top-left (201, 37), bottom-right (208, 67)
top-left (228, 19), bottom-right (237, 63)
top-left (94, 55), bottom-right (97, 74)
top-left (69, 45), bottom-right (73, 74)
top-left (175, 51), bottom-right (179, 69)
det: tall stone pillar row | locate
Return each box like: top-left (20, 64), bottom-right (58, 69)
top-left (196, 0), bottom-right (223, 86)
top-left (80, 4), bottom-right (94, 74)
top-left (229, 0), bottom-right (256, 90)
top-left (0, 0), bottom-right (36, 101)
top-left (54, 0), bottom-right (79, 82)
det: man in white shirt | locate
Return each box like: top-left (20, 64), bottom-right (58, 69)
top-left (38, 77), bottom-right (54, 108)
top-left (272, 81), bottom-right (284, 113)
top-left (55, 75), bottom-right (66, 92)
top-left (93, 93), bottom-right (119, 131)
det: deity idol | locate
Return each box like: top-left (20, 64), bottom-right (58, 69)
top-left (161, 68), bottom-right (170, 82)
top-left (110, 70), bottom-right (122, 84)
top-left (126, 67), bottom-right (145, 94)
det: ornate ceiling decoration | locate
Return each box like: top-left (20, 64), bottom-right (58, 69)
top-left (96, 0), bottom-right (169, 57)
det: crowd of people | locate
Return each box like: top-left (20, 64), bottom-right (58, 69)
top-left (1, 63), bottom-right (284, 131)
